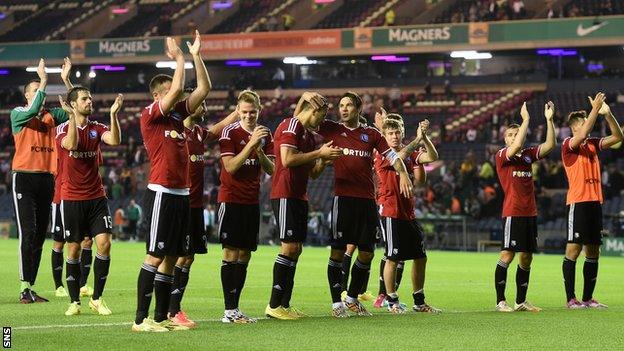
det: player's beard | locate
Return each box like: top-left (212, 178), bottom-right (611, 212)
top-left (80, 105), bottom-right (93, 116)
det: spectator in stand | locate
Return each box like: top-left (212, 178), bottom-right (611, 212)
top-left (125, 199), bottom-right (142, 241)
top-left (384, 8), bottom-right (396, 26)
top-left (388, 85), bottom-right (402, 110)
top-left (282, 13), bottom-right (295, 31)
top-left (468, 3), bottom-right (478, 22)
top-left (113, 206), bottom-right (126, 238)
top-left (487, 0), bottom-right (499, 21)
top-left (512, 0), bottom-right (526, 19)
top-left (466, 127), bottom-right (477, 142)
top-left (479, 158), bottom-right (495, 186)
top-left (121, 167), bottom-right (133, 194)
top-left (424, 81), bottom-right (432, 98)
top-left (604, 164), bottom-right (624, 199)
top-left (444, 80), bottom-right (453, 98)
top-left (111, 182), bottom-right (124, 200)
top-left (203, 204), bottom-right (215, 239)
top-left (568, 4), bottom-right (581, 17)
top-left (272, 67), bottom-right (285, 87)
top-left (108, 168), bottom-right (119, 184)
top-left (546, 4), bottom-right (556, 19)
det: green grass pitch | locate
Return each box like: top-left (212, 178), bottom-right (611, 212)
top-left (1, 239), bottom-right (623, 350)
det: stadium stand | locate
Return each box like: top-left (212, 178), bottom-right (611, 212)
top-left (247, 0), bottom-right (297, 32)
top-left (314, 0), bottom-right (387, 29)
top-left (0, 1), bottom-right (91, 42)
top-left (563, 0), bottom-right (624, 17)
top-left (208, 0), bottom-right (283, 34)
top-left (0, 1), bottom-right (54, 25)
top-left (103, 0), bottom-right (184, 38)
top-left (432, 0), bottom-right (531, 24)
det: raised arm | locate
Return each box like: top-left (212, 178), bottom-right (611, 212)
top-left (186, 30), bottom-right (211, 113)
top-left (539, 101), bottom-right (556, 158)
top-left (506, 102), bottom-right (530, 156)
top-left (395, 118), bottom-right (422, 161)
top-left (59, 96), bottom-right (78, 151)
top-left (568, 92), bottom-right (605, 149)
top-left (598, 102), bottom-right (624, 149)
top-left (60, 57), bottom-right (74, 90)
top-left (414, 120), bottom-right (439, 164)
top-left (222, 126), bottom-right (269, 174)
top-left (10, 59), bottom-right (48, 131)
top-left (36, 58), bottom-right (48, 92)
top-left (102, 94), bottom-right (123, 146)
top-left (161, 37), bottom-right (186, 115)
top-left (207, 109), bottom-right (240, 137)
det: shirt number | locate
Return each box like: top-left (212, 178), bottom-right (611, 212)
top-left (103, 216), bottom-right (112, 229)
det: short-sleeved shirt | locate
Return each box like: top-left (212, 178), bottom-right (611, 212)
top-left (317, 120), bottom-right (392, 199)
top-left (56, 120), bottom-right (108, 201)
top-left (140, 100), bottom-right (191, 190)
top-left (219, 122), bottom-right (275, 204)
top-left (495, 146), bottom-right (540, 217)
top-left (186, 124), bottom-right (217, 208)
top-left (374, 149), bottom-right (423, 220)
top-left (562, 137), bottom-right (603, 205)
top-left (270, 117), bottom-right (320, 201)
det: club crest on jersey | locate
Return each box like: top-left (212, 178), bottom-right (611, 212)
top-left (164, 130), bottom-right (185, 140)
top-left (523, 155), bottom-right (531, 163)
top-left (89, 130), bottom-right (97, 139)
top-left (360, 134), bottom-right (369, 142)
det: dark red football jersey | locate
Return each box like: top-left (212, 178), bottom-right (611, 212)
top-left (374, 149), bottom-right (422, 220)
top-left (317, 120), bottom-right (391, 199)
top-left (186, 124), bottom-right (217, 208)
top-left (140, 100), bottom-right (191, 189)
top-left (495, 146), bottom-right (540, 217)
top-left (218, 122), bottom-right (275, 204)
top-left (270, 117), bottom-right (320, 200)
top-left (56, 120), bottom-right (108, 201)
